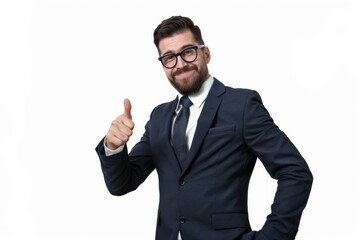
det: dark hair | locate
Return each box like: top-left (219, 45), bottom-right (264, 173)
top-left (153, 16), bottom-right (204, 49)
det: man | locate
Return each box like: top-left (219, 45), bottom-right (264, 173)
top-left (95, 16), bottom-right (313, 240)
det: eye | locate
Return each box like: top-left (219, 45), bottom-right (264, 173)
top-left (182, 48), bottom-right (195, 56)
top-left (163, 54), bottom-right (176, 63)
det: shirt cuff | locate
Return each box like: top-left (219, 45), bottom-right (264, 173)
top-left (104, 139), bottom-right (124, 156)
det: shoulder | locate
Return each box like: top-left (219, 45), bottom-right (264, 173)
top-left (213, 78), bottom-right (262, 103)
top-left (153, 98), bottom-right (176, 111)
top-left (148, 98), bottom-right (176, 120)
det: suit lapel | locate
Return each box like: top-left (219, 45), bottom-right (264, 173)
top-left (180, 79), bottom-right (225, 175)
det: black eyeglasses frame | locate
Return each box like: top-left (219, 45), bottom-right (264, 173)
top-left (158, 44), bottom-right (205, 69)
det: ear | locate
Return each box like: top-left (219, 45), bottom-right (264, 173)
top-left (204, 46), bottom-right (211, 63)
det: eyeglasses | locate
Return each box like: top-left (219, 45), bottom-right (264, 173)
top-left (158, 45), bottom-right (205, 69)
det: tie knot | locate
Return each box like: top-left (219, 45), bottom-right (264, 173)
top-left (180, 96), bottom-right (193, 109)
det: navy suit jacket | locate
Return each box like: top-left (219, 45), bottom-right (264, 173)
top-left (95, 78), bottom-right (313, 240)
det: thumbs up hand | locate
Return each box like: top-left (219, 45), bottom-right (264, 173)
top-left (105, 98), bottom-right (135, 150)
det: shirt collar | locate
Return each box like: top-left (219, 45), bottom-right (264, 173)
top-left (176, 76), bottom-right (214, 110)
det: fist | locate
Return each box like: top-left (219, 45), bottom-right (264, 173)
top-left (105, 98), bottom-right (135, 150)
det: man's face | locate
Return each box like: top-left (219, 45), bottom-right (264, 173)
top-left (158, 30), bottom-right (211, 95)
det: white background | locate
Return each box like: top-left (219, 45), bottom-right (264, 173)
top-left (1, 0), bottom-right (359, 239)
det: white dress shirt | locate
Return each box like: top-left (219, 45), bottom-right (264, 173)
top-left (172, 76), bottom-right (214, 150)
top-left (104, 76), bottom-right (215, 240)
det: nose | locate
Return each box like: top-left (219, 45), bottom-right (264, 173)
top-left (175, 55), bottom-right (186, 68)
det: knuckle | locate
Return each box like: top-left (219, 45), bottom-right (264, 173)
top-left (122, 135), bottom-right (129, 142)
top-left (111, 119), bottom-right (120, 127)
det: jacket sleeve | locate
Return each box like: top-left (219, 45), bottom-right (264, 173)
top-left (95, 120), bottom-right (155, 196)
top-left (243, 90), bottom-right (313, 240)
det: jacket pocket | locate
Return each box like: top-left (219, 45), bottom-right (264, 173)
top-left (212, 212), bottom-right (251, 230)
top-left (207, 125), bottom-right (235, 137)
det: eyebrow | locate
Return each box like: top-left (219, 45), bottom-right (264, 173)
top-left (161, 44), bottom-right (197, 56)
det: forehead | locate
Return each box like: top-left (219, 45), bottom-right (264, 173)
top-left (158, 30), bottom-right (197, 55)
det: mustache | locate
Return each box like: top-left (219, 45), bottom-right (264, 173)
top-left (173, 65), bottom-right (197, 77)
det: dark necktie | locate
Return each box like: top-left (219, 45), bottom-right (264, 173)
top-left (172, 96), bottom-right (193, 164)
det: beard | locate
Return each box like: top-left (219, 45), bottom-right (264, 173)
top-left (168, 64), bottom-right (209, 96)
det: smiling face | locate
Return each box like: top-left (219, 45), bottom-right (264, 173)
top-left (158, 30), bottom-right (211, 96)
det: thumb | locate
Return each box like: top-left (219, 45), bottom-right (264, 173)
top-left (123, 98), bottom-right (132, 119)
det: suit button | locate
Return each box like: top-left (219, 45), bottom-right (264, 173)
top-left (179, 179), bottom-right (185, 186)
top-left (179, 217), bottom-right (186, 224)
